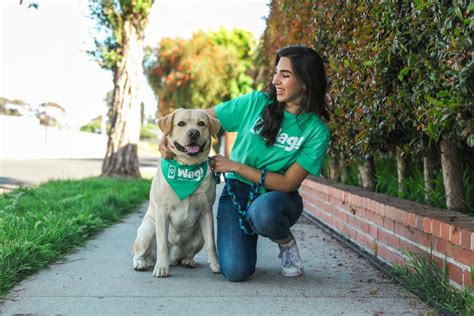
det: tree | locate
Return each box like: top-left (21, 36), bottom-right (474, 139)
top-left (88, 0), bottom-right (154, 177)
top-left (146, 28), bottom-right (256, 116)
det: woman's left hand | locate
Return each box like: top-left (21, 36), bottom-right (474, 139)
top-left (209, 155), bottom-right (241, 173)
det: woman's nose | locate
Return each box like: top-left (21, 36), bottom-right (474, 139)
top-left (272, 74), bottom-right (280, 85)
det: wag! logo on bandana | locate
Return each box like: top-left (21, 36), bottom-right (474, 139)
top-left (168, 164), bottom-right (177, 179)
top-left (161, 158), bottom-right (208, 200)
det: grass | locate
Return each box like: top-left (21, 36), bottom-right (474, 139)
top-left (392, 251), bottom-right (474, 315)
top-left (0, 177), bottom-right (151, 299)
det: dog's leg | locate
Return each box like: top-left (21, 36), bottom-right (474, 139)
top-left (200, 210), bottom-right (220, 273)
top-left (169, 245), bottom-right (181, 266)
top-left (153, 213), bottom-right (170, 277)
top-left (133, 217), bottom-right (155, 271)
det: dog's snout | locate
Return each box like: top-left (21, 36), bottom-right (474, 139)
top-left (187, 129), bottom-right (200, 139)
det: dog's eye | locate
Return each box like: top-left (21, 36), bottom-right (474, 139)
top-left (198, 121), bottom-right (206, 127)
top-left (177, 121), bottom-right (186, 127)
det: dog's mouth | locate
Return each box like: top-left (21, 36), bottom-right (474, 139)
top-left (173, 141), bottom-right (206, 156)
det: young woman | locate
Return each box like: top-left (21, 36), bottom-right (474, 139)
top-left (161, 45), bottom-right (330, 282)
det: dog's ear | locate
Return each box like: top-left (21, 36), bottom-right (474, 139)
top-left (158, 109), bottom-right (184, 135)
top-left (207, 114), bottom-right (221, 139)
top-left (158, 112), bottom-right (175, 136)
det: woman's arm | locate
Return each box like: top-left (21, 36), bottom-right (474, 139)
top-left (210, 155), bottom-right (308, 192)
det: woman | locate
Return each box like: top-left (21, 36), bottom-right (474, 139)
top-left (162, 45), bottom-right (330, 282)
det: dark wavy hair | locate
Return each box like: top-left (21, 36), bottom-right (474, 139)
top-left (258, 45), bottom-right (329, 145)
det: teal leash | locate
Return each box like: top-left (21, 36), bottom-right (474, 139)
top-left (208, 158), bottom-right (266, 235)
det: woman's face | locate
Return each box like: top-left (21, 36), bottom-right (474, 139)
top-left (272, 57), bottom-right (306, 110)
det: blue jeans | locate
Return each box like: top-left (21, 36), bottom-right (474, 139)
top-left (217, 179), bottom-right (303, 282)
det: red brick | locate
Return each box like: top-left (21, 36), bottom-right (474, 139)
top-left (369, 224), bottom-right (378, 239)
top-left (440, 222), bottom-right (451, 241)
top-left (422, 217), bottom-right (432, 234)
top-left (364, 208), bottom-right (376, 223)
top-left (384, 205), bottom-right (397, 222)
top-left (432, 220), bottom-right (442, 238)
top-left (415, 215), bottom-right (424, 230)
top-left (394, 222), bottom-right (415, 239)
top-left (461, 229), bottom-right (472, 250)
top-left (355, 231), bottom-right (374, 252)
top-left (375, 201), bottom-right (385, 216)
top-left (404, 212), bottom-right (417, 228)
top-left (472, 232), bottom-right (474, 251)
top-left (434, 237), bottom-right (453, 257)
top-left (368, 199), bottom-right (377, 213)
top-left (356, 217), bottom-right (370, 235)
top-left (447, 262), bottom-right (464, 287)
top-left (373, 213), bottom-right (384, 227)
top-left (399, 239), bottom-right (424, 255)
top-left (451, 226), bottom-right (461, 246)
top-left (463, 269), bottom-right (472, 288)
top-left (384, 218), bottom-right (395, 232)
top-left (413, 230), bottom-right (433, 249)
top-left (361, 196), bottom-right (368, 210)
top-left (451, 245), bottom-right (474, 266)
top-left (378, 229), bottom-right (400, 249)
top-left (377, 243), bottom-right (405, 265)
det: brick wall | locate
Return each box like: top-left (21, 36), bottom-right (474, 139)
top-left (301, 176), bottom-right (474, 289)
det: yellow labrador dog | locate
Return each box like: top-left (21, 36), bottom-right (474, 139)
top-left (133, 108), bottom-right (221, 277)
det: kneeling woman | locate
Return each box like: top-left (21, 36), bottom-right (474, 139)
top-left (163, 45), bottom-right (330, 282)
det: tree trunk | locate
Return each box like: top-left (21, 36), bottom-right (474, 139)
top-left (440, 139), bottom-right (465, 212)
top-left (358, 156), bottom-right (377, 191)
top-left (396, 146), bottom-right (409, 196)
top-left (102, 19), bottom-right (145, 177)
top-left (423, 146), bottom-right (436, 201)
top-left (328, 154), bottom-right (341, 182)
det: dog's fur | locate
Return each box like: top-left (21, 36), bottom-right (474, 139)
top-left (133, 109), bottom-right (221, 277)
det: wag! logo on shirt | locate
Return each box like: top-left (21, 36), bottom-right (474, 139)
top-left (250, 116), bottom-right (304, 152)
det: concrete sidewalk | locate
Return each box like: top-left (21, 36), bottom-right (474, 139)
top-left (1, 188), bottom-right (430, 315)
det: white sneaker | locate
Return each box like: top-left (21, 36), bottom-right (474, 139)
top-left (278, 238), bottom-right (304, 277)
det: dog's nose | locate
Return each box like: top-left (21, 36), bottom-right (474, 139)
top-left (187, 129), bottom-right (200, 139)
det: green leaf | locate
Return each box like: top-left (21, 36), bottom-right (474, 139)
top-left (398, 66), bottom-right (410, 81)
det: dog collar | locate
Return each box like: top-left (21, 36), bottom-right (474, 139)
top-left (161, 158), bottom-right (208, 201)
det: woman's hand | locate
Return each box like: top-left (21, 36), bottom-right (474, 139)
top-left (159, 137), bottom-right (175, 159)
top-left (209, 155), bottom-right (241, 173)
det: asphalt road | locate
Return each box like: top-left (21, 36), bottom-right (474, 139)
top-left (0, 157), bottom-right (159, 192)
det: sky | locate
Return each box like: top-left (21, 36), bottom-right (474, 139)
top-left (0, 0), bottom-right (270, 128)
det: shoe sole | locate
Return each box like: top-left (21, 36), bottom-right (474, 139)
top-left (281, 269), bottom-right (304, 277)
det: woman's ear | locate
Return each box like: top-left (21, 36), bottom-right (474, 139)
top-left (207, 114), bottom-right (221, 139)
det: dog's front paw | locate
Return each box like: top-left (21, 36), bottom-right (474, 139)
top-left (210, 261), bottom-right (220, 274)
top-left (133, 256), bottom-right (147, 271)
top-left (153, 264), bottom-right (170, 278)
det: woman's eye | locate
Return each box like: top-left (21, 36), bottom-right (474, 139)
top-left (177, 121), bottom-right (186, 127)
top-left (198, 121), bottom-right (206, 127)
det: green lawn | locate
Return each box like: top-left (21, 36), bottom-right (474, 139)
top-left (0, 177), bottom-right (151, 298)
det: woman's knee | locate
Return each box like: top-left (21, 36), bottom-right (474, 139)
top-left (248, 194), bottom-right (282, 229)
top-left (220, 261), bottom-right (255, 282)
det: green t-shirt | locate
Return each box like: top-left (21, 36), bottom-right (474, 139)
top-left (215, 90), bottom-right (330, 186)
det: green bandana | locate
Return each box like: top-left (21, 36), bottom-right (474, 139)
top-left (161, 158), bottom-right (208, 200)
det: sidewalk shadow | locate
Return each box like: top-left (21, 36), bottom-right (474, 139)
top-left (0, 176), bottom-right (30, 192)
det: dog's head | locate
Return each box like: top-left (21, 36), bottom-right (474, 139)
top-left (158, 109), bottom-right (221, 165)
